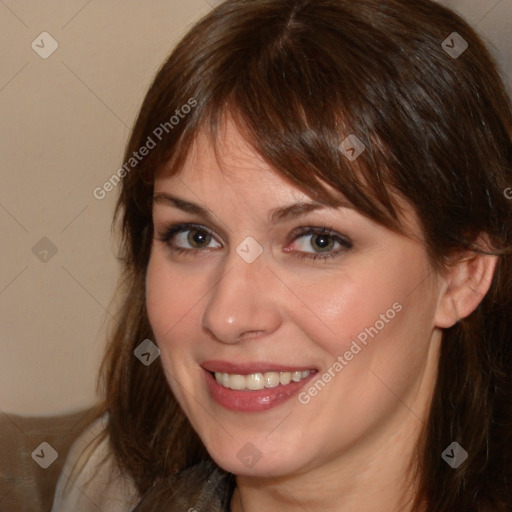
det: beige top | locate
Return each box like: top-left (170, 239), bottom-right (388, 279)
top-left (50, 414), bottom-right (141, 512)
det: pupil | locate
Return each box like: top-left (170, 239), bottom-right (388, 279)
top-left (313, 234), bottom-right (332, 251)
top-left (190, 229), bottom-right (209, 247)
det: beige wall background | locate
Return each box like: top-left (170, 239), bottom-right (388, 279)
top-left (0, 0), bottom-right (511, 417)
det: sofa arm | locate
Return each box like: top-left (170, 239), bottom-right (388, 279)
top-left (0, 407), bottom-right (98, 512)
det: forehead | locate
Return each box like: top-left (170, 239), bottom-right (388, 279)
top-left (153, 117), bottom-right (423, 243)
top-left (155, 118), bottom-right (320, 203)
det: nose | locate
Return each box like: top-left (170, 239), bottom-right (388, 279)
top-left (201, 248), bottom-right (282, 344)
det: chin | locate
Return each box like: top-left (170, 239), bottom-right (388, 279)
top-left (204, 438), bottom-right (310, 478)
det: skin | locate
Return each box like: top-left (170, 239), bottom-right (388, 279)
top-left (146, 117), bottom-right (497, 511)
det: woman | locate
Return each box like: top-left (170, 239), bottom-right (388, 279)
top-left (51, 0), bottom-right (512, 510)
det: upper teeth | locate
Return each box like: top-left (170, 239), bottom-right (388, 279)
top-left (214, 370), bottom-right (312, 391)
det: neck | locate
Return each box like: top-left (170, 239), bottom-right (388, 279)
top-left (228, 326), bottom-right (442, 512)
top-left (230, 408), bottom-right (424, 512)
top-left (228, 337), bottom-right (441, 512)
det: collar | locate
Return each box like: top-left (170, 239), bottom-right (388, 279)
top-left (132, 460), bottom-right (236, 512)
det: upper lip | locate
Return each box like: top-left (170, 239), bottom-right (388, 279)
top-left (201, 360), bottom-right (317, 375)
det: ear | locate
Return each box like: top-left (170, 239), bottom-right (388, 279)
top-left (434, 246), bottom-right (498, 329)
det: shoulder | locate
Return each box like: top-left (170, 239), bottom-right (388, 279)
top-left (51, 412), bottom-right (141, 512)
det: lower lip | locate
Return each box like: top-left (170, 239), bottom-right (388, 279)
top-left (204, 370), bottom-right (317, 412)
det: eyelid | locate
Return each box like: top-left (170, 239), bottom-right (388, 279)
top-left (287, 225), bottom-right (352, 247)
top-left (156, 222), bottom-right (220, 245)
top-left (153, 205), bottom-right (231, 242)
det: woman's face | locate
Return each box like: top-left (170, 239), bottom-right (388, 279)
top-left (146, 119), bottom-right (444, 478)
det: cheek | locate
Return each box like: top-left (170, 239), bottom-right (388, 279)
top-left (293, 248), bottom-right (436, 401)
top-left (145, 248), bottom-right (204, 343)
top-left (145, 250), bottom-right (208, 398)
top-left (292, 255), bottom-right (426, 355)
top-left (289, 258), bottom-right (437, 443)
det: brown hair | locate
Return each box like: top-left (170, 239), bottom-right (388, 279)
top-left (91, 0), bottom-right (512, 510)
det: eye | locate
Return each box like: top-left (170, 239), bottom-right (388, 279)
top-left (156, 223), bottom-right (221, 254)
top-left (287, 226), bottom-right (353, 261)
top-left (156, 222), bottom-right (352, 262)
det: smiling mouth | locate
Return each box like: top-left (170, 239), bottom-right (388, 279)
top-left (211, 370), bottom-right (315, 391)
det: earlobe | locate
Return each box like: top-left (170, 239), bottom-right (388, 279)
top-left (434, 250), bottom-right (498, 329)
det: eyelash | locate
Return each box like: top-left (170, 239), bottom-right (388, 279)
top-left (155, 223), bottom-right (353, 262)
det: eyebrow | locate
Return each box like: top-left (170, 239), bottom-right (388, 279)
top-left (153, 192), bottom-right (349, 225)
